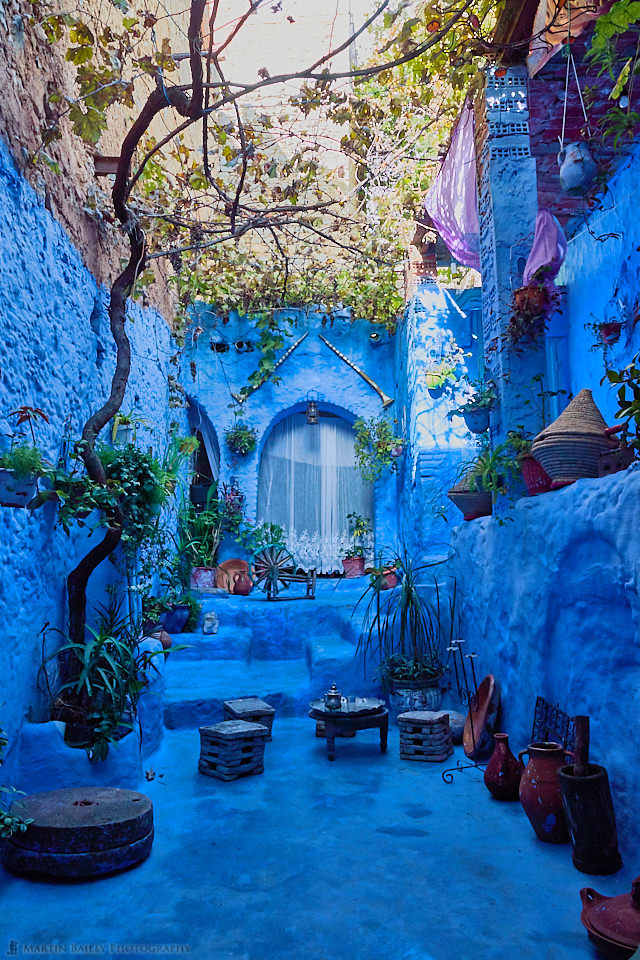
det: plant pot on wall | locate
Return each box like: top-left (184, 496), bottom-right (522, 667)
top-left (519, 454), bottom-right (553, 495)
top-left (343, 556), bottom-right (365, 578)
top-left (447, 471), bottom-right (492, 521)
top-left (462, 409), bottom-right (490, 434)
top-left (0, 469), bottom-right (38, 507)
top-left (600, 321), bottom-right (622, 345)
top-left (189, 566), bottom-right (217, 594)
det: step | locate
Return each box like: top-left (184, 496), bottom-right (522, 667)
top-left (163, 658), bottom-right (313, 729)
top-left (306, 635), bottom-right (381, 699)
top-left (174, 627), bottom-right (251, 661)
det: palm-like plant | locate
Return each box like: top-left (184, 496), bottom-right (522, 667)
top-left (354, 548), bottom-right (457, 684)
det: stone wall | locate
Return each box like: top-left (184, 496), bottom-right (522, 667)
top-left (450, 464), bottom-right (640, 859)
top-left (0, 135), bottom-right (185, 749)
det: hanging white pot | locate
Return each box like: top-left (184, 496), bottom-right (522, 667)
top-left (558, 142), bottom-right (598, 197)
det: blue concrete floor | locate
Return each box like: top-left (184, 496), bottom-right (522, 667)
top-left (0, 718), bottom-right (628, 960)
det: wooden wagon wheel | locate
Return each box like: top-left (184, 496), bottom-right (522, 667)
top-left (250, 543), bottom-right (296, 599)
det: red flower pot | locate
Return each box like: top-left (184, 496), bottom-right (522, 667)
top-left (519, 455), bottom-right (552, 496)
top-left (600, 322), bottom-right (621, 345)
top-left (343, 556), bottom-right (365, 578)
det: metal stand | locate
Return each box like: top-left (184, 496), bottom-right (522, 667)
top-left (442, 641), bottom-right (486, 783)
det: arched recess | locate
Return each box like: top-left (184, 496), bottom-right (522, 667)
top-left (257, 406), bottom-right (373, 573)
top-left (186, 396), bottom-right (220, 505)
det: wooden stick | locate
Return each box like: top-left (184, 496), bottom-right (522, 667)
top-left (573, 715), bottom-right (590, 777)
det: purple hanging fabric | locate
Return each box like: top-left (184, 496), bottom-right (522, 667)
top-left (424, 102), bottom-right (480, 271)
top-left (522, 210), bottom-right (568, 286)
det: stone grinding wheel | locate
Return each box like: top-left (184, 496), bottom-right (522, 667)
top-left (0, 787), bottom-right (153, 879)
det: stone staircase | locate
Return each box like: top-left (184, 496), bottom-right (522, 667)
top-left (162, 581), bottom-right (380, 730)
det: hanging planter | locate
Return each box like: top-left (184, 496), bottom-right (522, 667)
top-left (558, 142), bottom-right (598, 197)
top-left (425, 362), bottom-right (456, 399)
top-left (224, 422), bottom-right (258, 457)
top-left (600, 321), bottom-right (622, 345)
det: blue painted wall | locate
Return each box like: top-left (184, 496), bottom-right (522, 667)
top-left (395, 280), bottom-right (483, 558)
top-left (0, 137), bottom-right (185, 754)
top-left (184, 306), bottom-right (401, 556)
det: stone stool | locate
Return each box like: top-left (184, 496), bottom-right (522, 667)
top-left (223, 697), bottom-right (276, 740)
top-left (398, 710), bottom-right (454, 762)
top-left (198, 720), bottom-right (269, 781)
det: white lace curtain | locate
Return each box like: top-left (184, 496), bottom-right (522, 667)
top-left (257, 412), bottom-right (373, 573)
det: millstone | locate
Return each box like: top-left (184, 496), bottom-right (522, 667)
top-left (0, 787), bottom-right (153, 879)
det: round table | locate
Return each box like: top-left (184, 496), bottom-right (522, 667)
top-left (309, 698), bottom-right (388, 761)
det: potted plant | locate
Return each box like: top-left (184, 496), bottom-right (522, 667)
top-left (448, 379), bottom-right (497, 434)
top-left (111, 411), bottom-right (148, 445)
top-left (181, 483), bottom-right (245, 592)
top-left (43, 597), bottom-right (169, 762)
top-left (369, 554), bottom-right (401, 591)
top-left (0, 406), bottom-right (48, 508)
top-left (341, 513), bottom-right (372, 577)
top-left (353, 416), bottom-right (405, 483)
top-left (224, 421), bottom-right (258, 457)
top-left (354, 549), bottom-right (456, 717)
top-left (447, 440), bottom-right (521, 520)
top-left (161, 431), bottom-right (200, 494)
top-left (0, 725), bottom-right (32, 839)
top-left (506, 277), bottom-right (559, 349)
top-left (424, 361), bottom-right (457, 399)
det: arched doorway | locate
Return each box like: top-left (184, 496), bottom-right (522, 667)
top-left (257, 410), bottom-right (373, 573)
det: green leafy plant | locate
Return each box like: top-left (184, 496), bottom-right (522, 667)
top-left (448, 379), bottom-right (497, 418)
top-left (354, 416), bottom-right (405, 483)
top-left (43, 597), bottom-right (169, 762)
top-left (0, 724), bottom-right (33, 839)
top-left (111, 411), bottom-right (149, 444)
top-left (341, 512), bottom-right (372, 559)
top-left (98, 443), bottom-right (168, 555)
top-left (224, 422), bottom-right (258, 457)
top-left (180, 483), bottom-right (245, 568)
top-left (0, 444), bottom-right (43, 478)
top-left (604, 350), bottom-right (640, 452)
top-left (354, 549), bottom-right (456, 684)
top-left (465, 440), bottom-right (521, 500)
top-left (425, 361), bottom-right (457, 391)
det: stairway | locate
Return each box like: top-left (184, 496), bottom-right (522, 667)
top-left (163, 581), bottom-right (380, 730)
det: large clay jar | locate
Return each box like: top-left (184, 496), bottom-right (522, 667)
top-left (518, 741), bottom-right (570, 843)
top-left (484, 733), bottom-right (521, 801)
top-left (233, 570), bottom-right (253, 596)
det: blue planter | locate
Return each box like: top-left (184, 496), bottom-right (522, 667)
top-left (462, 409), bottom-right (490, 434)
top-left (163, 604), bottom-right (190, 634)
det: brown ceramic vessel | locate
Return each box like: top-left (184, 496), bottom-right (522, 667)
top-left (518, 740), bottom-right (570, 844)
top-left (484, 733), bottom-right (521, 800)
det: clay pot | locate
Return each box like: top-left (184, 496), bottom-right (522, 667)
top-left (484, 733), bottom-right (521, 801)
top-left (600, 321), bottom-right (622, 345)
top-left (580, 877), bottom-right (640, 958)
top-left (558, 141), bottom-right (598, 197)
top-left (462, 409), bottom-right (490, 434)
top-left (233, 570), bottom-right (253, 596)
top-left (343, 556), bottom-right (365, 578)
top-left (447, 483), bottom-right (492, 521)
top-left (518, 741), bottom-right (570, 844)
top-left (189, 566), bottom-right (217, 594)
top-left (519, 454), bottom-right (552, 496)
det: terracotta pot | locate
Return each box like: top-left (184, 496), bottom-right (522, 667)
top-left (379, 569), bottom-right (398, 590)
top-left (233, 570), bottom-right (253, 596)
top-left (518, 741), bottom-right (570, 844)
top-left (484, 733), bottom-right (521, 801)
top-left (447, 486), bottom-right (492, 521)
top-left (600, 321), bottom-right (622, 345)
top-left (343, 556), bottom-right (365, 578)
top-left (189, 566), bottom-right (217, 594)
top-left (580, 877), bottom-right (640, 959)
top-left (519, 454), bottom-right (552, 496)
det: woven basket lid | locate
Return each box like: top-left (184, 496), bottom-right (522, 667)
top-left (534, 389), bottom-right (608, 442)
